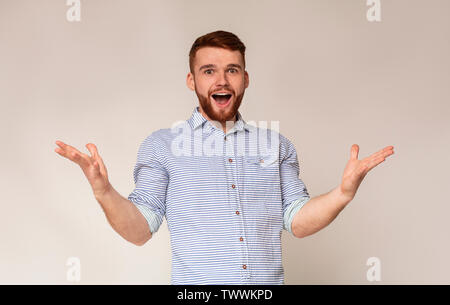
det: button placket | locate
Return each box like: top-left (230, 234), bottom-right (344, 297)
top-left (229, 132), bottom-right (250, 280)
top-left (223, 132), bottom-right (247, 278)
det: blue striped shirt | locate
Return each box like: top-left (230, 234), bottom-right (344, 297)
top-left (128, 106), bottom-right (310, 284)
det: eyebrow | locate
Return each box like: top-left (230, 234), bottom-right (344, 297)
top-left (199, 64), bottom-right (216, 71)
top-left (226, 64), bottom-right (242, 70)
top-left (198, 63), bottom-right (243, 71)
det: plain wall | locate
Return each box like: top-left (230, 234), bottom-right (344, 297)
top-left (0, 0), bottom-right (449, 284)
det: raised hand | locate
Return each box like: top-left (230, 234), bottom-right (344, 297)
top-left (54, 140), bottom-right (111, 199)
top-left (340, 144), bottom-right (394, 201)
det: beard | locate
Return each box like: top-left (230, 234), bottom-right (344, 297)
top-left (195, 85), bottom-right (244, 124)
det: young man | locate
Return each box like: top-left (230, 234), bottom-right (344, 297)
top-left (54, 30), bottom-right (394, 284)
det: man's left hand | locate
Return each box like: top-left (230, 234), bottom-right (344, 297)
top-left (339, 144), bottom-right (395, 202)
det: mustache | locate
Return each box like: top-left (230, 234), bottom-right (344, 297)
top-left (209, 87), bottom-right (235, 95)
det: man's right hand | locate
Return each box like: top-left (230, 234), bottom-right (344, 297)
top-left (54, 140), bottom-right (111, 200)
top-left (54, 140), bottom-right (152, 245)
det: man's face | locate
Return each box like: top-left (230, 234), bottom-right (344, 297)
top-left (187, 47), bottom-right (249, 124)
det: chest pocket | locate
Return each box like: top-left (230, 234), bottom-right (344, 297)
top-left (245, 155), bottom-right (278, 167)
top-left (245, 155), bottom-right (278, 169)
top-left (243, 155), bottom-right (283, 231)
top-left (243, 155), bottom-right (280, 195)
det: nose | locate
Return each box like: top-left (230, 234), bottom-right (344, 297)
top-left (216, 70), bottom-right (229, 87)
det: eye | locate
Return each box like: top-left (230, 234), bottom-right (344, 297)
top-left (204, 69), bottom-right (213, 75)
top-left (228, 68), bottom-right (237, 73)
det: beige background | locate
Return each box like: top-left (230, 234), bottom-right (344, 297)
top-left (1, 0), bottom-right (449, 284)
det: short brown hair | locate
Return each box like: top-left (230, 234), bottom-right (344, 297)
top-left (189, 30), bottom-right (246, 73)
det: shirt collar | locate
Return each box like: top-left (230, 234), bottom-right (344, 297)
top-left (187, 106), bottom-right (251, 133)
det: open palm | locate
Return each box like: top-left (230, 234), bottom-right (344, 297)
top-left (54, 140), bottom-right (111, 199)
top-left (340, 144), bottom-right (394, 201)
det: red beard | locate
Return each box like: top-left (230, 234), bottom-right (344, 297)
top-left (195, 86), bottom-right (244, 123)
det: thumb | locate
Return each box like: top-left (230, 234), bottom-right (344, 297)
top-left (350, 144), bottom-right (359, 160)
top-left (86, 143), bottom-right (108, 177)
top-left (86, 143), bottom-right (100, 160)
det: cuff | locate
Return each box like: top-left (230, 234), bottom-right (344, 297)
top-left (133, 203), bottom-right (164, 234)
top-left (283, 196), bottom-right (310, 234)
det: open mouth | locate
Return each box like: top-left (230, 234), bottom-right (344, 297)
top-left (211, 93), bottom-right (232, 107)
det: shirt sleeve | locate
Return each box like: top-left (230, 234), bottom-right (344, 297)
top-left (279, 135), bottom-right (310, 235)
top-left (127, 133), bottom-right (169, 234)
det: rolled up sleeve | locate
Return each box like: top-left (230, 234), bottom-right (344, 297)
top-left (128, 133), bottom-right (169, 234)
top-left (279, 136), bottom-right (310, 235)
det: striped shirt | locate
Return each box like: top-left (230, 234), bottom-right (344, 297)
top-left (127, 106), bottom-right (310, 284)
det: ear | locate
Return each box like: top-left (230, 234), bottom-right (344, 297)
top-left (244, 70), bottom-right (249, 89)
top-left (186, 72), bottom-right (195, 91)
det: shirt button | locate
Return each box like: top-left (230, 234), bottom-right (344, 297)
top-left (231, 184), bottom-right (236, 189)
top-left (242, 264), bottom-right (247, 269)
top-left (236, 211), bottom-right (240, 215)
top-left (240, 237), bottom-right (244, 242)
top-left (228, 158), bottom-right (233, 163)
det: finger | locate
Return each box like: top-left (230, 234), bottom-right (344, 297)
top-left (55, 140), bottom-right (70, 153)
top-left (55, 141), bottom-right (76, 158)
top-left (368, 146), bottom-right (394, 162)
top-left (366, 156), bottom-right (386, 172)
top-left (55, 140), bottom-right (66, 148)
top-left (350, 144), bottom-right (359, 160)
top-left (375, 146), bottom-right (394, 157)
top-left (55, 140), bottom-right (81, 155)
top-left (55, 141), bottom-right (91, 167)
top-left (70, 150), bottom-right (92, 168)
top-left (382, 148), bottom-right (394, 159)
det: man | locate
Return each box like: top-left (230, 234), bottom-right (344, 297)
top-left (54, 30), bottom-right (394, 284)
